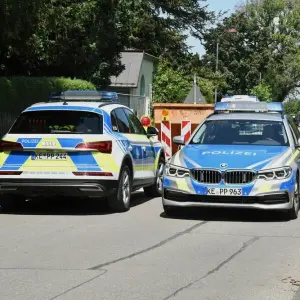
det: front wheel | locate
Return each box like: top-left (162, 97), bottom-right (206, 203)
top-left (108, 166), bottom-right (132, 212)
top-left (144, 158), bottom-right (165, 197)
top-left (286, 179), bottom-right (299, 220)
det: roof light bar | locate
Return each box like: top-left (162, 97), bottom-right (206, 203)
top-left (221, 95), bottom-right (259, 102)
top-left (214, 101), bottom-right (283, 114)
top-left (48, 90), bottom-right (118, 102)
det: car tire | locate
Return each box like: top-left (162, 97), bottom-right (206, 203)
top-left (287, 179), bottom-right (299, 220)
top-left (108, 165), bottom-right (132, 212)
top-left (144, 157), bottom-right (165, 197)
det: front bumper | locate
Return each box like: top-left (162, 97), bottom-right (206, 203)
top-left (163, 188), bottom-right (293, 210)
top-left (0, 179), bottom-right (118, 198)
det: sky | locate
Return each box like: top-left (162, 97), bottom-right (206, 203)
top-left (187, 0), bottom-right (241, 55)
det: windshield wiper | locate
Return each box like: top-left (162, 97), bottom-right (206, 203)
top-left (50, 130), bottom-right (83, 134)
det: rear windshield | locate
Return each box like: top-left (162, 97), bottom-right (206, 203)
top-left (191, 119), bottom-right (289, 146)
top-left (9, 110), bottom-right (103, 134)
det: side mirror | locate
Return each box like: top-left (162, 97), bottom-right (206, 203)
top-left (173, 136), bottom-right (185, 146)
top-left (147, 126), bottom-right (159, 137)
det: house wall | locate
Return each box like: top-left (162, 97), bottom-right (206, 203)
top-left (134, 57), bottom-right (154, 97)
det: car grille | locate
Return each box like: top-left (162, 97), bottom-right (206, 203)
top-left (224, 171), bottom-right (256, 184)
top-left (191, 169), bottom-right (221, 184)
top-left (191, 169), bottom-right (256, 184)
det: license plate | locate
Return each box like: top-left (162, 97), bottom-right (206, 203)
top-left (207, 188), bottom-right (242, 196)
top-left (31, 153), bottom-right (67, 160)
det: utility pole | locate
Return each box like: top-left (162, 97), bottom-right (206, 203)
top-left (214, 41), bottom-right (219, 103)
top-left (193, 73), bottom-right (197, 104)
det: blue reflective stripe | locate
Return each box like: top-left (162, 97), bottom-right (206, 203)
top-left (17, 138), bottom-right (42, 148)
top-left (68, 152), bottom-right (101, 171)
top-left (57, 138), bottom-right (83, 148)
top-left (0, 152), bottom-right (29, 170)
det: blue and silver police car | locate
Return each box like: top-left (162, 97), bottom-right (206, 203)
top-left (163, 97), bottom-right (300, 219)
top-left (0, 90), bottom-right (165, 212)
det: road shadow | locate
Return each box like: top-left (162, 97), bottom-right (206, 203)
top-left (160, 207), bottom-right (291, 223)
top-left (2, 191), bottom-right (154, 216)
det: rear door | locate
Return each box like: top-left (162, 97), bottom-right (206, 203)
top-left (0, 109), bottom-right (118, 179)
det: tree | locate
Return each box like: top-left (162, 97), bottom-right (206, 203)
top-left (153, 59), bottom-right (224, 103)
top-left (202, 0), bottom-right (300, 101)
top-left (250, 82), bottom-right (272, 102)
top-left (0, 0), bottom-right (126, 87)
top-left (117, 0), bottom-right (216, 65)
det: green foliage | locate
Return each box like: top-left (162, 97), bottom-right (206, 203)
top-left (0, 1), bottom-right (125, 86)
top-left (0, 1), bottom-right (216, 87)
top-left (283, 100), bottom-right (300, 116)
top-left (0, 77), bottom-right (95, 113)
top-left (202, 0), bottom-right (300, 101)
top-left (250, 82), bottom-right (272, 102)
top-left (153, 59), bottom-right (223, 104)
top-left (153, 60), bottom-right (191, 103)
top-left (117, 0), bottom-right (216, 65)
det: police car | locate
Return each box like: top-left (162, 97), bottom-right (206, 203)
top-left (163, 96), bottom-right (300, 220)
top-left (0, 90), bottom-right (165, 212)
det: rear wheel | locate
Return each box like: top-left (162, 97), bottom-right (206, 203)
top-left (286, 179), bottom-right (299, 220)
top-left (144, 157), bottom-right (165, 197)
top-left (108, 165), bottom-right (132, 212)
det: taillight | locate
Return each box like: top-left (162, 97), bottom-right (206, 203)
top-left (0, 140), bottom-right (23, 152)
top-left (73, 172), bottom-right (113, 176)
top-left (0, 171), bottom-right (22, 175)
top-left (75, 141), bottom-right (112, 154)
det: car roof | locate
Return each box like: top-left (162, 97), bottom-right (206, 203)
top-left (207, 112), bottom-right (284, 122)
top-left (26, 101), bottom-right (127, 113)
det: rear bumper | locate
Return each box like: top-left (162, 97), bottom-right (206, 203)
top-left (163, 188), bottom-right (293, 210)
top-left (0, 179), bottom-right (118, 198)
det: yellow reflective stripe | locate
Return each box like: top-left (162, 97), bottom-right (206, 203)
top-left (286, 149), bottom-right (300, 166)
top-left (36, 138), bottom-right (62, 149)
top-left (176, 178), bottom-right (189, 192)
top-left (92, 153), bottom-right (119, 172)
top-left (256, 184), bottom-right (272, 193)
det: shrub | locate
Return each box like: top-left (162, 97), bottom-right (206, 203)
top-left (0, 77), bottom-right (96, 114)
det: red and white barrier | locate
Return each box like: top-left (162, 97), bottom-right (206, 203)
top-left (161, 121), bottom-right (172, 160)
top-left (181, 120), bottom-right (191, 143)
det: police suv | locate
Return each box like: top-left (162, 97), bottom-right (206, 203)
top-left (163, 96), bottom-right (300, 220)
top-left (0, 91), bottom-right (165, 212)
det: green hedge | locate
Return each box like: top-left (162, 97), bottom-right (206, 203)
top-left (0, 77), bottom-right (96, 114)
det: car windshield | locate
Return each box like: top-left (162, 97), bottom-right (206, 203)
top-left (9, 110), bottom-right (103, 134)
top-left (191, 119), bottom-right (289, 146)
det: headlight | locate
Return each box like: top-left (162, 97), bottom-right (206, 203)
top-left (165, 164), bottom-right (190, 178)
top-left (257, 167), bottom-right (292, 180)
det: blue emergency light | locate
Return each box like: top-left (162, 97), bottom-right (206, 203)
top-left (48, 90), bottom-right (118, 102)
top-left (214, 101), bottom-right (283, 114)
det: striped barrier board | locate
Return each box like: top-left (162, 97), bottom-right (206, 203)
top-left (181, 120), bottom-right (191, 143)
top-left (161, 121), bottom-right (172, 160)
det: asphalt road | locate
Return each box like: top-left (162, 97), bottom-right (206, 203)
top-left (1, 192), bottom-right (300, 300)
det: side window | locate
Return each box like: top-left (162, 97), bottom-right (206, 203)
top-left (114, 108), bottom-right (130, 134)
top-left (111, 111), bottom-right (119, 132)
top-left (123, 108), bottom-right (146, 135)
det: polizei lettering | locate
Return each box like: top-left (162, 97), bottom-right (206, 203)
top-left (202, 151), bottom-right (257, 156)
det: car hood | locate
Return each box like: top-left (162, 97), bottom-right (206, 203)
top-left (172, 145), bottom-right (292, 171)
